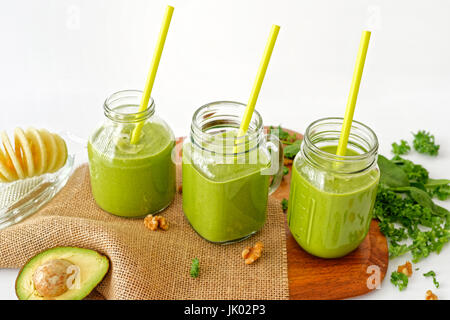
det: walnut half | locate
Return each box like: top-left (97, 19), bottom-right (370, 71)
top-left (242, 242), bottom-right (264, 265)
top-left (425, 290), bottom-right (438, 300)
top-left (144, 214), bottom-right (169, 231)
top-left (397, 261), bottom-right (413, 277)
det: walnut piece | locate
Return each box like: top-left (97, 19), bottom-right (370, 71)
top-left (283, 158), bottom-right (293, 166)
top-left (397, 261), bottom-right (413, 277)
top-left (177, 185), bottom-right (182, 194)
top-left (425, 290), bottom-right (438, 300)
top-left (144, 214), bottom-right (169, 231)
top-left (242, 242), bottom-right (264, 265)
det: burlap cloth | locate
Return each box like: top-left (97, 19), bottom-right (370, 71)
top-left (0, 164), bottom-right (289, 300)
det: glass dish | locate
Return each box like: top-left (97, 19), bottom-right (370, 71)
top-left (0, 132), bottom-right (76, 230)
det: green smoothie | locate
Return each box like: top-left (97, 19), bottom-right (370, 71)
top-left (88, 122), bottom-right (175, 217)
top-left (287, 145), bottom-right (379, 258)
top-left (182, 136), bottom-right (270, 243)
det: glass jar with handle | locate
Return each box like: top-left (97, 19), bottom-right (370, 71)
top-left (182, 101), bottom-right (284, 244)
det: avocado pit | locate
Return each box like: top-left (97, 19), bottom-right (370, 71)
top-left (32, 259), bottom-right (75, 298)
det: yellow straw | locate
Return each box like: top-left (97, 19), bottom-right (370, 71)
top-left (130, 5), bottom-right (174, 144)
top-left (336, 30), bottom-right (371, 156)
top-left (237, 24), bottom-right (280, 138)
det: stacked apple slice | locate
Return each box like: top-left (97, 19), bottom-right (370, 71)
top-left (0, 127), bottom-right (67, 182)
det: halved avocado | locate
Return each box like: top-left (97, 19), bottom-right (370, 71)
top-left (16, 247), bottom-right (109, 300)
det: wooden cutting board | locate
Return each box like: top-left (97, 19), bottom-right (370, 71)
top-left (175, 127), bottom-right (388, 300)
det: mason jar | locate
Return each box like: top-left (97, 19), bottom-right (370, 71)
top-left (182, 101), bottom-right (284, 244)
top-left (287, 117), bottom-right (380, 258)
top-left (88, 90), bottom-right (176, 217)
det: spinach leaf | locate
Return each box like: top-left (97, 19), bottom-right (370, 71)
top-left (391, 186), bottom-right (448, 217)
top-left (425, 179), bottom-right (450, 201)
top-left (378, 155), bottom-right (410, 188)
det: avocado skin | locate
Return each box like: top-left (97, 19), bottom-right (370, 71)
top-left (15, 246), bottom-right (110, 300)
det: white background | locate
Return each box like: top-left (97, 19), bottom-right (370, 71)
top-left (1, 0), bottom-right (449, 300)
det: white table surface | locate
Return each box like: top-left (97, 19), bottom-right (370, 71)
top-left (1, 0), bottom-right (449, 300)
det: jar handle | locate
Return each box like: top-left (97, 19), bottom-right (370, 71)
top-left (263, 134), bottom-right (284, 195)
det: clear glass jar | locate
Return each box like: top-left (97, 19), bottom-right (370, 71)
top-left (182, 101), bottom-right (284, 243)
top-left (287, 117), bottom-right (380, 258)
top-left (88, 90), bottom-right (176, 217)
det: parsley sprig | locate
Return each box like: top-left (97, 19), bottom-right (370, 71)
top-left (423, 270), bottom-right (440, 288)
top-left (391, 130), bottom-right (440, 157)
top-left (281, 198), bottom-right (288, 212)
top-left (268, 126), bottom-right (303, 159)
top-left (284, 140), bottom-right (302, 159)
top-left (190, 258), bottom-right (200, 278)
top-left (269, 125), bottom-right (298, 144)
top-left (392, 140), bottom-right (411, 156)
top-left (413, 130), bottom-right (440, 156)
top-left (391, 271), bottom-right (409, 291)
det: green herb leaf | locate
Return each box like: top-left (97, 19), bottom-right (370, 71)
top-left (391, 271), bottom-right (409, 291)
top-left (391, 156), bottom-right (429, 184)
top-left (281, 198), bottom-right (288, 212)
top-left (425, 179), bottom-right (450, 187)
top-left (413, 130), bottom-right (440, 156)
top-left (378, 155), bottom-right (410, 188)
top-left (283, 166), bottom-right (289, 176)
top-left (409, 188), bottom-right (444, 216)
top-left (374, 154), bottom-right (450, 262)
top-left (270, 125), bottom-right (302, 159)
top-left (391, 186), bottom-right (449, 217)
top-left (284, 140), bottom-right (302, 159)
top-left (190, 258), bottom-right (200, 278)
top-left (277, 126), bottom-right (290, 141)
top-left (423, 270), bottom-right (440, 288)
top-left (269, 125), bottom-right (297, 144)
top-left (426, 179), bottom-right (450, 201)
top-left (392, 140), bottom-right (411, 155)
top-left (388, 242), bottom-right (410, 258)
